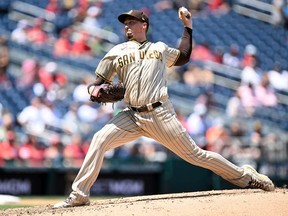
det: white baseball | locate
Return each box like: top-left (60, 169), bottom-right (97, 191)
top-left (179, 7), bottom-right (190, 18)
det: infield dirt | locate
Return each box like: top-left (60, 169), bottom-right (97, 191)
top-left (1, 188), bottom-right (288, 216)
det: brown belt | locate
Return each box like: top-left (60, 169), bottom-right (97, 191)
top-left (130, 101), bottom-right (162, 112)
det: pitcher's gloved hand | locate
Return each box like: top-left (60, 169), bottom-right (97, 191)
top-left (89, 82), bottom-right (125, 104)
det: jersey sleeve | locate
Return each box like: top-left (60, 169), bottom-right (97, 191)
top-left (95, 46), bottom-right (118, 82)
top-left (165, 46), bottom-right (180, 68)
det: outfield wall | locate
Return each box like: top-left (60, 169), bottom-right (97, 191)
top-left (0, 158), bottom-right (287, 196)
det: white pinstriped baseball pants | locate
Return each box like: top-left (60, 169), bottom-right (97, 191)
top-left (72, 100), bottom-right (251, 196)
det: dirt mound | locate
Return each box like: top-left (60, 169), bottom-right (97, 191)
top-left (2, 188), bottom-right (288, 216)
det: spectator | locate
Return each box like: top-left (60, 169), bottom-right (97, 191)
top-left (45, 0), bottom-right (59, 13)
top-left (125, 141), bottom-right (143, 159)
top-left (249, 121), bottom-right (265, 148)
top-left (140, 140), bottom-right (167, 162)
top-left (18, 134), bottom-right (45, 166)
top-left (229, 121), bottom-right (246, 138)
top-left (0, 36), bottom-right (10, 85)
top-left (0, 110), bottom-right (15, 141)
top-left (82, 5), bottom-right (103, 31)
top-left (76, 101), bottom-right (99, 136)
top-left (182, 64), bottom-right (214, 86)
top-left (241, 56), bottom-right (262, 86)
top-left (175, 109), bottom-right (189, 131)
top-left (190, 40), bottom-right (216, 62)
top-left (63, 133), bottom-right (85, 167)
top-left (77, 101), bottom-right (98, 123)
top-left (72, 76), bottom-right (92, 103)
top-left (122, 137), bottom-right (167, 162)
top-left (235, 143), bottom-right (261, 168)
top-left (254, 72), bottom-right (278, 107)
top-left (241, 44), bottom-right (258, 68)
top-left (45, 100), bottom-right (65, 123)
top-left (196, 91), bottom-right (214, 109)
top-left (225, 90), bottom-right (245, 118)
top-left (220, 121), bottom-right (245, 163)
top-left (0, 131), bottom-right (18, 166)
top-left (268, 62), bottom-right (288, 91)
top-left (37, 61), bottom-right (68, 101)
top-left (221, 121), bottom-right (262, 167)
top-left (207, 0), bottom-right (230, 14)
top-left (260, 132), bottom-right (287, 177)
top-left (0, 109), bottom-right (16, 165)
top-left (89, 36), bottom-right (105, 57)
top-left (154, 0), bottom-right (174, 12)
top-left (11, 19), bottom-right (30, 44)
top-left (70, 31), bottom-right (92, 57)
top-left (205, 119), bottom-right (229, 153)
top-left (81, 139), bottom-right (90, 155)
top-left (73, 0), bottom-right (90, 22)
top-left (95, 104), bottom-right (114, 125)
top-left (222, 44), bottom-right (241, 68)
top-left (38, 61), bottom-right (58, 90)
top-left (62, 102), bottom-right (81, 134)
top-left (53, 28), bottom-right (72, 58)
top-left (182, 64), bottom-right (199, 85)
top-left (44, 134), bottom-right (63, 167)
top-left (238, 121), bottom-right (263, 167)
top-left (186, 103), bottom-right (212, 148)
top-left (237, 83), bottom-right (258, 116)
top-left (53, 5), bottom-right (75, 34)
top-left (213, 46), bottom-right (224, 64)
top-left (18, 58), bottom-right (40, 91)
top-left (60, 0), bottom-right (77, 11)
top-left (26, 18), bottom-right (49, 45)
top-left (188, 0), bottom-right (207, 15)
top-left (17, 97), bottom-right (61, 136)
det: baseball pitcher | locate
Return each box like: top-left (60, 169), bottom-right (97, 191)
top-left (53, 7), bottom-right (274, 209)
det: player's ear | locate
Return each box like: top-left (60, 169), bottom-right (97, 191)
top-left (143, 22), bottom-right (148, 32)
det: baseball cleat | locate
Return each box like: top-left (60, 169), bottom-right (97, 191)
top-left (242, 165), bottom-right (275, 191)
top-left (52, 192), bottom-right (90, 208)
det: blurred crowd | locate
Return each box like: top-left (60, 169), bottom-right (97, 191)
top-left (185, 41), bottom-right (288, 117)
top-left (157, 0), bottom-right (288, 29)
top-left (0, 0), bottom-right (287, 178)
top-left (9, 0), bottom-right (111, 59)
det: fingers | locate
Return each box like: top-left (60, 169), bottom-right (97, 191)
top-left (180, 11), bottom-right (190, 19)
top-left (178, 7), bottom-right (192, 28)
top-left (88, 85), bottom-right (95, 94)
top-left (178, 7), bottom-right (191, 19)
top-left (90, 85), bottom-right (101, 98)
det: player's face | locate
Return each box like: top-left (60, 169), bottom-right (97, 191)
top-left (123, 18), bottom-right (147, 41)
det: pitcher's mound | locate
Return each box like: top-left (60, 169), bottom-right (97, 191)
top-left (2, 188), bottom-right (288, 216)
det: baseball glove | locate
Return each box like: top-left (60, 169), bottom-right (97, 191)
top-left (89, 82), bottom-right (125, 103)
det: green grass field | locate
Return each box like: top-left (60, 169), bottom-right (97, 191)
top-left (0, 196), bottom-right (61, 210)
top-left (0, 196), bottom-right (117, 210)
top-left (0, 204), bottom-right (28, 209)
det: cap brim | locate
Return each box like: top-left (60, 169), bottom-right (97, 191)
top-left (118, 14), bottom-right (140, 23)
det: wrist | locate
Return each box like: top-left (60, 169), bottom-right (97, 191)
top-left (184, 23), bottom-right (192, 29)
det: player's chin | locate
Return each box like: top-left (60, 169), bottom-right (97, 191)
top-left (126, 32), bottom-right (133, 40)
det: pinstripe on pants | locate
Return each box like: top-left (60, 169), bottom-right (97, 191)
top-left (72, 99), bottom-right (251, 196)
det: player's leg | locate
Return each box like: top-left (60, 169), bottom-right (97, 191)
top-left (72, 109), bottom-right (142, 195)
top-left (53, 109), bottom-right (142, 208)
top-left (142, 100), bottom-right (274, 190)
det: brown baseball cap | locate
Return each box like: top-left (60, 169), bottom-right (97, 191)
top-left (118, 10), bottom-right (149, 29)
